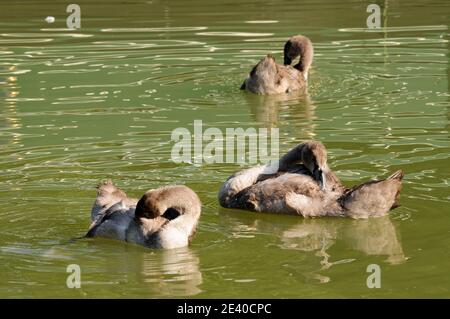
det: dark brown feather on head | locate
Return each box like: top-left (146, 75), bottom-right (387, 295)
top-left (135, 194), bottom-right (159, 219)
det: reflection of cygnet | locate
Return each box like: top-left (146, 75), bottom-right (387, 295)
top-left (244, 89), bottom-right (316, 138)
top-left (280, 217), bottom-right (405, 265)
top-left (281, 220), bottom-right (337, 252)
top-left (77, 244), bottom-right (203, 297)
top-left (341, 217), bottom-right (405, 265)
top-left (138, 248), bottom-right (203, 297)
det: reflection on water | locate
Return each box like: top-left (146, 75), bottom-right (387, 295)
top-left (281, 217), bottom-right (405, 283)
top-left (281, 217), bottom-right (405, 265)
top-left (220, 211), bottom-right (405, 284)
top-left (0, 0), bottom-right (449, 298)
top-left (244, 90), bottom-right (317, 138)
top-left (134, 247), bottom-right (202, 297)
top-left (0, 65), bottom-right (21, 147)
top-left (104, 245), bottom-right (203, 297)
top-left (39, 241), bottom-right (202, 297)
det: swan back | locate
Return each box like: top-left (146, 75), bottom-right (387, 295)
top-left (340, 170), bottom-right (404, 219)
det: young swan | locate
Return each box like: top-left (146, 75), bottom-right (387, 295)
top-left (218, 141), bottom-right (404, 219)
top-left (241, 35), bottom-right (313, 94)
top-left (86, 181), bottom-right (201, 249)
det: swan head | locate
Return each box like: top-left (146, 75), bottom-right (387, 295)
top-left (299, 141), bottom-right (329, 190)
top-left (283, 35), bottom-right (314, 80)
top-left (130, 186), bottom-right (202, 249)
top-left (283, 38), bottom-right (299, 66)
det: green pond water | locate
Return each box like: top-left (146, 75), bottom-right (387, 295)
top-left (0, 0), bottom-right (449, 298)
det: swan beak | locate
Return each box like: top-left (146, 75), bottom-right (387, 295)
top-left (321, 171), bottom-right (327, 190)
top-left (313, 168), bottom-right (327, 190)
